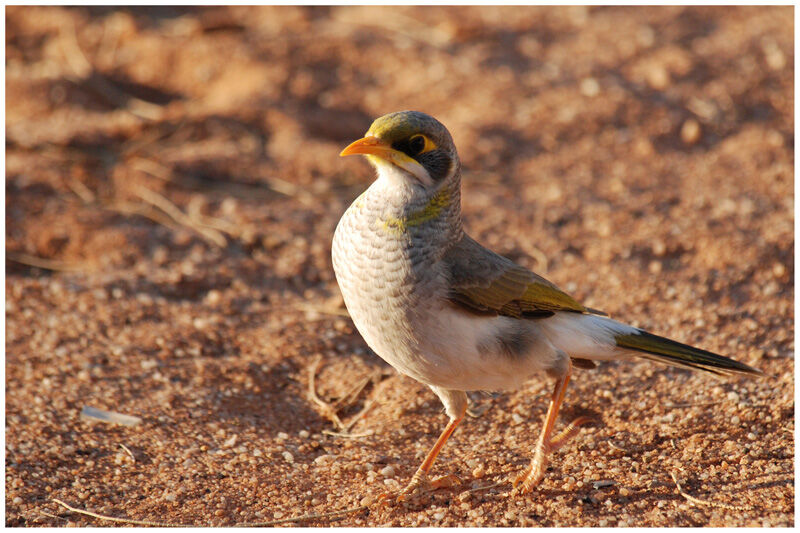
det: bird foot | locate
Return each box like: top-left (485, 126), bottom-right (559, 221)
top-left (511, 416), bottom-right (595, 494)
top-left (397, 472), bottom-right (461, 501)
top-left (511, 448), bottom-right (548, 494)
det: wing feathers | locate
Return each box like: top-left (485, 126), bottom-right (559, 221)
top-left (445, 236), bottom-right (593, 318)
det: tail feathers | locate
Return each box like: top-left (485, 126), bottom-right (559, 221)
top-left (614, 330), bottom-right (763, 377)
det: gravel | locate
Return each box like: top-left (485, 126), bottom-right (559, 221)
top-left (6, 5), bottom-right (793, 528)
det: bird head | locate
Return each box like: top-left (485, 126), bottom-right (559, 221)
top-left (340, 110), bottom-right (459, 189)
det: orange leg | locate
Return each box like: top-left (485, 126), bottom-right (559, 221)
top-left (513, 361), bottom-right (592, 493)
top-left (398, 411), bottom-right (465, 499)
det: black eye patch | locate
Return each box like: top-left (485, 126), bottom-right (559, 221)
top-left (392, 136), bottom-right (426, 157)
top-left (417, 150), bottom-right (452, 182)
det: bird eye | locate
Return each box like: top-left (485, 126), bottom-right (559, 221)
top-left (408, 134), bottom-right (436, 156)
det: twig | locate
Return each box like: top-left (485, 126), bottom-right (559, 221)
top-left (7, 252), bottom-right (86, 273)
top-left (334, 370), bottom-right (379, 410)
top-left (308, 356), bottom-right (347, 431)
top-left (119, 443), bottom-right (136, 462)
top-left (65, 178), bottom-right (96, 204)
top-left (244, 505), bottom-right (368, 526)
top-left (294, 302), bottom-right (351, 318)
top-left (664, 401), bottom-right (723, 409)
top-left (608, 440), bottom-right (630, 453)
top-left (53, 498), bottom-right (187, 527)
top-left (106, 201), bottom-right (182, 231)
top-left (344, 400), bottom-right (378, 432)
top-left (53, 497), bottom-right (367, 527)
top-left (669, 472), bottom-right (753, 511)
top-left (333, 10), bottom-right (451, 48)
top-left (60, 19), bottom-right (164, 121)
top-left (38, 510), bottom-right (67, 522)
top-left (322, 429), bottom-right (374, 439)
top-left (129, 157), bottom-right (173, 182)
top-left (131, 184), bottom-right (227, 247)
top-left (467, 481), bottom-right (507, 494)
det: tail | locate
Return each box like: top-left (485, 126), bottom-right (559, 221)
top-left (541, 313), bottom-right (763, 377)
top-left (613, 329), bottom-right (763, 377)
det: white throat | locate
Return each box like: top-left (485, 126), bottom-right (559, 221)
top-left (370, 156), bottom-right (433, 188)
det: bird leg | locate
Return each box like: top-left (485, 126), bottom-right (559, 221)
top-left (513, 361), bottom-right (592, 493)
top-left (398, 409), bottom-right (465, 499)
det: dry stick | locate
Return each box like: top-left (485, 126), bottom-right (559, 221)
top-left (464, 480), bottom-right (508, 494)
top-left (52, 498), bottom-right (367, 527)
top-left (344, 399), bottom-right (378, 432)
top-left (60, 19), bottom-right (164, 121)
top-left (65, 178), bottom-right (96, 203)
top-left (107, 201), bottom-right (182, 231)
top-left (608, 440), bottom-right (630, 453)
top-left (322, 429), bottom-right (374, 439)
top-left (308, 356), bottom-right (347, 431)
top-left (344, 369), bottom-right (392, 431)
top-left (7, 252), bottom-right (86, 273)
top-left (333, 372), bottom-right (375, 410)
top-left (189, 213), bottom-right (241, 239)
top-left (664, 401), bottom-right (723, 409)
top-left (52, 499), bottom-right (187, 527)
top-left (334, 11), bottom-right (451, 48)
top-left (669, 472), bottom-right (753, 512)
top-left (129, 157), bottom-right (173, 182)
top-left (131, 184), bottom-right (227, 247)
top-left (38, 510), bottom-right (67, 522)
top-left (243, 505), bottom-right (368, 527)
top-left (119, 443), bottom-right (136, 462)
top-left (294, 302), bottom-right (352, 318)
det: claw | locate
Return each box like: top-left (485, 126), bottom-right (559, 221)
top-left (397, 471), bottom-right (429, 501)
top-left (397, 471), bottom-right (461, 501)
top-left (430, 473), bottom-right (461, 489)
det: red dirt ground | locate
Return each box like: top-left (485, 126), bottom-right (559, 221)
top-left (6, 6), bottom-right (794, 526)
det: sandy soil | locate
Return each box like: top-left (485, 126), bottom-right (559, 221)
top-left (5, 6), bottom-right (794, 527)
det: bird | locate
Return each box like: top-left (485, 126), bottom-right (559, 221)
top-left (331, 110), bottom-right (762, 498)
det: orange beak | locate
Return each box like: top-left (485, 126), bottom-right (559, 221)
top-left (340, 135), bottom-right (433, 185)
top-left (339, 136), bottom-right (393, 158)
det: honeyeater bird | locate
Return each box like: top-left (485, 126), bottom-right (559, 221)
top-left (331, 110), bottom-right (761, 497)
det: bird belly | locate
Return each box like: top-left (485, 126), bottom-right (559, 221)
top-left (404, 304), bottom-right (562, 391)
top-left (332, 197), bottom-right (561, 393)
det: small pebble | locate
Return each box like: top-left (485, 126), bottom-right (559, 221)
top-left (204, 290), bottom-right (222, 305)
top-left (580, 77), bottom-right (600, 97)
top-left (298, 430), bottom-right (310, 439)
top-left (380, 465), bottom-right (395, 477)
top-left (681, 119), bottom-right (702, 144)
top-left (282, 451), bottom-right (294, 463)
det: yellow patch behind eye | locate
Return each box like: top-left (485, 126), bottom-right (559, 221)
top-left (410, 134), bottom-right (437, 154)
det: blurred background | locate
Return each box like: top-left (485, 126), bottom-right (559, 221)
top-left (6, 6), bottom-right (793, 527)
